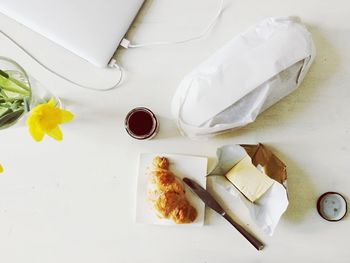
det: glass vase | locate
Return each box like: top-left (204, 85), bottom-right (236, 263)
top-left (0, 57), bottom-right (61, 129)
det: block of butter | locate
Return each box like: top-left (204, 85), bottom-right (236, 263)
top-left (225, 155), bottom-right (275, 203)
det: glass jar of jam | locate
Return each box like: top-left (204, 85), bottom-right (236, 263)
top-left (125, 107), bottom-right (158, 140)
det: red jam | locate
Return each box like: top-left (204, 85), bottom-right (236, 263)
top-left (125, 107), bottom-right (158, 140)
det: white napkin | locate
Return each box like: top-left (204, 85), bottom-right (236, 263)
top-left (172, 17), bottom-right (315, 139)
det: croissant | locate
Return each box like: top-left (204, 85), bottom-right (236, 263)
top-left (148, 156), bottom-right (197, 224)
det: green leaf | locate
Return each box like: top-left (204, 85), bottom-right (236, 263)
top-left (9, 77), bottom-right (30, 92)
top-left (0, 69), bottom-right (9, 79)
top-left (0, 107), bottom-right (11, 117)
top-left (0, 109), bottom-right (24, 127)
top-left (0, 108), bottom-right (13, 118)
top-left (0, 74), bottom-right (29, 95)
top-left (0, 87), bottom-right (8, 98)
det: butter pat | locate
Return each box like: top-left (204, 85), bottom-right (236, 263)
top-left (225, 156), bottom-right (274, 202)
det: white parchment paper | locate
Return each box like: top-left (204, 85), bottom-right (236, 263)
top-left (208, 145), bottom-right (289, 236)
top-left (172, 17), bottom-right (315, 139)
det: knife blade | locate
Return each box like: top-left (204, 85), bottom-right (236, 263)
top-left (183, 177), bottom-right (264, 251)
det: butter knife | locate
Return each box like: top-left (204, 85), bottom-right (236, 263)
top-left (183, 177), bottom-right (264, 251)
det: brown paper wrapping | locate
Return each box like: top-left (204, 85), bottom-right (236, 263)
top-left (241, 143), bottom-right (287, 185)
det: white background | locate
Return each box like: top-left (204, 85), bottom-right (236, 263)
top-left (0, 0), bottom-right (349, 262)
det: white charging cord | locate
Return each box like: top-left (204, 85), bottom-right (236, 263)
top-left (121, 0), bottom-right (224, 49)
top-left (0, 0), bottom-right (223, 90)
top-left (0, 28), bottom-right (123, 91)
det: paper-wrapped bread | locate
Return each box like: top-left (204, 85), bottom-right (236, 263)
top-left (172, 17), bottom-right (315, 139)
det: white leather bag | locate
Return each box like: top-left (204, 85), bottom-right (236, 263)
top-left (172, 17), bottom-right (315, 139)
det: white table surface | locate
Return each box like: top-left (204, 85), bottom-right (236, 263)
top-left (0, 0), bottom-right (349, 262)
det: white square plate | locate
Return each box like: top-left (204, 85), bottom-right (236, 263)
top-left (136, 153), bottom-right (208, 226)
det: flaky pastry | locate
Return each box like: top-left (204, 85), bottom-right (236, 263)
top-left (147, 156), bottom-right (197, 224)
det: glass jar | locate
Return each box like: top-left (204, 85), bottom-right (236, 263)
top-left (125, 107), bottom-right (159, 140)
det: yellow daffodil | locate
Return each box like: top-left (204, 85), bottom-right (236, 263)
top-left (26, 98), bottom-right (74, 142)
top-left (0, 163), bottom-right (3, 173)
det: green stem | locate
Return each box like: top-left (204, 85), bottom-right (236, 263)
top-left (0, 88), bottom-right (8, 98)
top-left (0, 75), bottom-right (29, 96)
top-left (0, 96), bottom-right (25, 103)
top-left (9, 77), bottom-right (31, 92)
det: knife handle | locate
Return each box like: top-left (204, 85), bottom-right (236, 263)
top-left (223, 213), bottom-right (264, 251)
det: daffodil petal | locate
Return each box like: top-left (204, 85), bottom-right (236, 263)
top-left (48, 97), bottom-right (55, 107)
top-left (25, 115), bottom-right (32, 126)
top-left (29, 125), bottom-right (45, 142)
top-left (26, 99), bottom-right (72, 142)
top-left (60, 110), bottom-right (74, 123)
top-left (26, 113), bottom-right (38, 126)
top-left (0, 164), bottom-right (3, 173)
top-left (47, 126), bottom-right (63, 141)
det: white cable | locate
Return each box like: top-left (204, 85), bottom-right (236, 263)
top-left (0, 0), bottom-right (223, 89)
top-left (0, 29), bottom-right (123, 91)
top-left (122, 0), bottom-right (224, 49)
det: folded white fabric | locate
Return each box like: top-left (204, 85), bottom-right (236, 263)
top-left (172, 17), bottom-right (316, 139)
